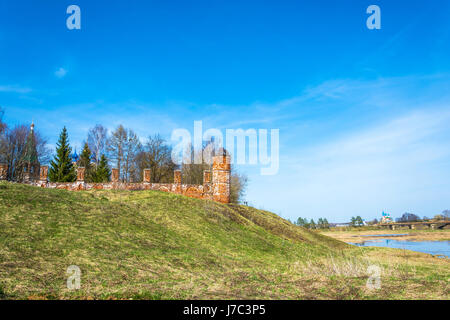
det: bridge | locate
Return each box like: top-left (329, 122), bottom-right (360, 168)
top-left (378, 220), bottom-right (450, 230)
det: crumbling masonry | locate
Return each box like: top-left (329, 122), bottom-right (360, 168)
top-left (0, 155), bottom-right (231, 204)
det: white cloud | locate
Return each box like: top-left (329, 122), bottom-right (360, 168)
top-left (0, 85), bottom-right (32, 93)
top-left (247, 106), bottom-right (450, 222)
top-left (54, 67), bottom-right (68, 78)
top-left (242, 74), bottom-right (450, 222)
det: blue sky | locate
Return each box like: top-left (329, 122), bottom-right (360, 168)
top-left (1, 0), bottom-right (450, 222)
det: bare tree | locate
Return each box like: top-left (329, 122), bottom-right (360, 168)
top-left (181, 142), bottom-right (211, 184)
top-left (0, 107), bottom-right (5, 134)
top-left (135, 134), bottom-right (176, 183)
top-left (230, 168), bottom-right (249, 204)
top-left (36, 133), bottom-right (51, 165)
top-left (4, 125), bottom-right (28, 179)
top-left (107, 125), bottom-right (126, 181)
top-left (123, 129), bottom-right (141, 182)
top-left (2, 124), bottom-right (50, 180)
top-left (87, 124), bottom-right (108, 165)
top-left (397, 212), bottom-right (421, 222)
top-left (107, 125), bottom-right (141, 182)
top-left (0, 107), bottom-right (7, 161)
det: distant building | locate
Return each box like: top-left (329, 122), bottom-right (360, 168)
top-left (380, 211), bottom-right (393, 224)
top-left (71, 149), bottom-right (79, 165)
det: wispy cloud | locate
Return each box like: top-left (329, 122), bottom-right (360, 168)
top-left (54, 67), bottom-right (68, 78)
top-left (179, 74), bottom-right (450, 143)
top-left (244, 75), bottom-right (450, 222)
top-left (285, 106), bottom-right (449, 216)
top-left (0, 85), bottom-right (32, 94)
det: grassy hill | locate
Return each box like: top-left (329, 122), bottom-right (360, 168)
top-left (0, 182), bottom-right (448, 299)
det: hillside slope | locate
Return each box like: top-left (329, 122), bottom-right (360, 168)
top-left (0, 182), bottom-right (448, 299)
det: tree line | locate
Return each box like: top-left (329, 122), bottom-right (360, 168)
top-left (294, 217), bottom-right (330, 229)
top-left (291, 212), bottom-right (450, 230)
top-left (350, 216), bottom-right (364, 227)
top-left (0, 108), bottom-right (247, 203)
top-left (395, 211), bottom-right (450, 222)
top-left (291, 215), bottom-right (364, 229)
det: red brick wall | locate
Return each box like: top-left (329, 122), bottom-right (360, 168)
top-left (23, 155), bottom-right (231, 203)
top-left (0, 164), bottom-right (8, 180)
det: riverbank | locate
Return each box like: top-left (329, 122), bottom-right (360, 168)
top-left (320, 228), bottom-right (450, 243)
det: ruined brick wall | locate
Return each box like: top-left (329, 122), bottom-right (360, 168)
top-left (111, 168), bottom-right (119, 182)
top-left (39, 165), bottom-right (48, 182)
top-left (76, 167), bottom-right (85, 182)
top-left (143, 169), bottom-right (151, 183)
top-left (22, 155), bottom-right (231, 203)
top-left (0, 164), bottom-right (8, 180)
top-left (212, 155), bottom-right (231, 203)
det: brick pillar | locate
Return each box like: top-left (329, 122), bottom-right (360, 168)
top-left (174, 170), bottom-right (182, 194)
top-left (212, 155), bottom-right (230, 203)
top-left (39, 166), bottom-right (48, 182)
top-left (76, 167), bottom-right (86, 182)
top-left (111, 168), bottom-right (119, 182)
top-left (143, 169), bottom-right (151, 183)
top-left (174, 170), bottom-right (181, 184)
top-left (203, 170), bottom-right (211, 185)
top-left (0, 163), bottom-right (8, 180)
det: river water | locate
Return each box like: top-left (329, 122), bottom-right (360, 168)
top-left (349, 238), bottom-right (450, 258)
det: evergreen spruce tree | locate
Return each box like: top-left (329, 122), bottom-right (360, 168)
top-left (78, 142), bottom-right (93, 182)
top-left (304, 219), bottom-right (310, 229)
top-left (309, 219), bottom-right (316, 229)
top-left (318, 218), bottom-right (324, 229)
top-left (92, 154), bottom-right (111, 183)
top-left (48, 127), bottom-right (76, 182)
top-left (296, 217), bottom-right (307, 227)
